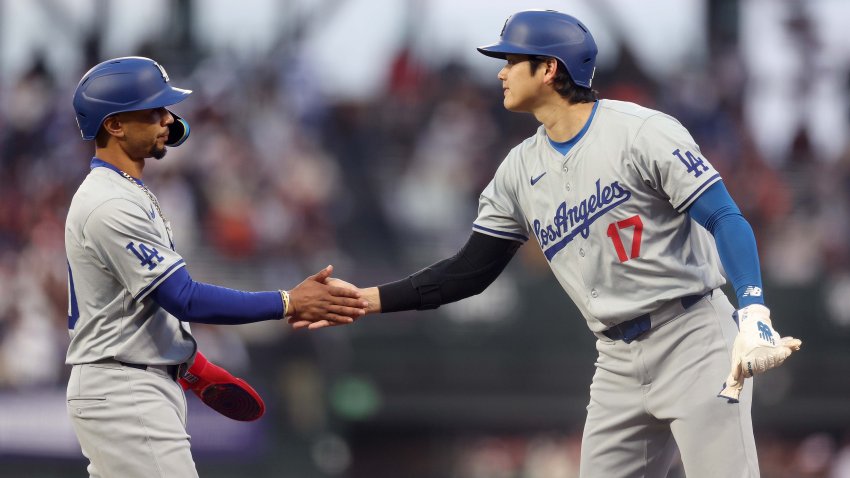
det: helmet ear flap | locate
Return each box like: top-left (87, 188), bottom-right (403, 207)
top-left (166, 111), bottom-right (190, 147)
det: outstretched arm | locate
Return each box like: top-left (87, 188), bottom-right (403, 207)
top-left (292, 231), bottom-right (522, 329)
top-left (153, 265), bottom-right (367, 325)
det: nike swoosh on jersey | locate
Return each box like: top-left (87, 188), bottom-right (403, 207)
top-left (530, 172), bottom-right (547, 186)
top-left (148, 206), bottom-right (156, 220)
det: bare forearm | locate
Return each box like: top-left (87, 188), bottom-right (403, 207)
top-left (361, 287), bottom-right (381, 314)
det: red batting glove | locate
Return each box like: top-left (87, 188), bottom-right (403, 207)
top-left (179, 351), bottom-right (266, 422)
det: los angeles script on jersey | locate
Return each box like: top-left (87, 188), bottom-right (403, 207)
top-left (533, 179), bottom-right (631, 261)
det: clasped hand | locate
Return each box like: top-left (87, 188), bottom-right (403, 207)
top-left (286, 266), bottom-right (367, 327)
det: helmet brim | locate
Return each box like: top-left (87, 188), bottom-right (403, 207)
top-left (83, 86), bottom-right (192, 142)
top-left (131, 85), bottom-right (192, 114)
top-left (477, 43), bottom-right (543, 60)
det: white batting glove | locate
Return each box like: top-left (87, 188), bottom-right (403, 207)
top-left (718, 304), bottom-right (802, 402)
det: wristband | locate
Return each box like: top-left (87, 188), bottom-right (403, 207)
top-left (279, 290), bottom-right (292, 319)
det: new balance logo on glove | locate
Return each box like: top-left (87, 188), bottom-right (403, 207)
top-left (757, 321), bottom-right (774, 345)
top-left (718, 304), bottom-right (801, 402)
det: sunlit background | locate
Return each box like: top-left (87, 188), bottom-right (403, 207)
top-left (1, 0), bottom-right (849, 477)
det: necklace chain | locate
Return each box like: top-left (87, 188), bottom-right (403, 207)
top-left (118, 170), bottom-right (168, 226)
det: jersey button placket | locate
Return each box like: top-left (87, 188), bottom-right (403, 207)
top-left (590, 289), bottom-right (599, 298)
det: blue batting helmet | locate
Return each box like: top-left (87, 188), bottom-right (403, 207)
top-left (477, 10), bottom-right (598, 88)
top-left (72, 56), bottom-right (192, 146)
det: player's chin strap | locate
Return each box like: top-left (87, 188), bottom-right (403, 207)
top-left (718, 304), bottom-right (802, 402)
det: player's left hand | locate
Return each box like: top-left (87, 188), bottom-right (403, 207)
top-left (718, 304), bottom-right (802, 402)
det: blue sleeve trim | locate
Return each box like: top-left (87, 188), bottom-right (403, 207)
top-left (675, 173), bottom-right (721, 212)
top-left (151, 267), bottom-right (284, 324)
top-left (472, 224), bottom-right (527, 242)
top-left (135, 259), bottom-right (186, 300)
top-left (687, 181), bottom-right (764, 307)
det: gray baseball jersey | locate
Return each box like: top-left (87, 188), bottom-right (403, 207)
top-left (65, 159), bottom-right (195, 365)
top-left (474, 99), bottom-right (726, 333)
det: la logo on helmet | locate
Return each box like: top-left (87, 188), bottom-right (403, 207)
top-left (155, 62), bottom-right (170, 82)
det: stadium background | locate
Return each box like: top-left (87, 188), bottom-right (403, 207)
top-left (0, 0), bottom-right (849, 476)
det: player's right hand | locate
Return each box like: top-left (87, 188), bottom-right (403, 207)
top-left (286, 265), bottom-right (368, 327)
top-left (718, 304), bottom-right (801, 402)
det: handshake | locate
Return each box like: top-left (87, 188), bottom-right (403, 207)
top-left (186, 268), bottom-right (373, 422)
top-left (283, 265), bottom-right (376, 330)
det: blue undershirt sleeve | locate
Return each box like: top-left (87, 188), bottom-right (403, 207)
top-left (686, 181), bottom-right (764, 307)
top-left (151, 267), bottom-right (284, 324)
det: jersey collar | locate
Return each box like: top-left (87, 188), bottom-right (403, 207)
top-left (547, 100), bottom-right (599, 156)
top-left (90, 157), bottom-right (145, 186)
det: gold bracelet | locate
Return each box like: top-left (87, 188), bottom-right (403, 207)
top-left (279, 290), bottom-right (292, 319)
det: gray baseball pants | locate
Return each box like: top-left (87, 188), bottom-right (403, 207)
top-left (67, 361), bottom-right (198, 478)
top-left (579, 290), bottom-right (760, 477)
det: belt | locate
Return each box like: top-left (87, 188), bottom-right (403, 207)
top-left (602, 291), bottom-right (711, 344)
top-left (118, 361), bottom-right (182, 381)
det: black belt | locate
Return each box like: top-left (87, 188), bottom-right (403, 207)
top-left (119, 361), bottom-right (181, 381)
top-left (603, 292), bottom-right (709, 343)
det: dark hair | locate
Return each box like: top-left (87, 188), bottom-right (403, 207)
top-left (95, 123), bottom-right (111, 148)
top-left (528, 56), bottom-right (598, 104)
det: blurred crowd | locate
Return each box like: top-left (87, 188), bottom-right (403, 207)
top-left (443, 431), bottom-right (850, 478)
top-left (2, 3), bottom-right (850, 476)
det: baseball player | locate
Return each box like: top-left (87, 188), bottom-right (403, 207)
top-left (300, 10), bottom-right (802, 478)
top-left (65, 56), bottom-right (367, 477)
